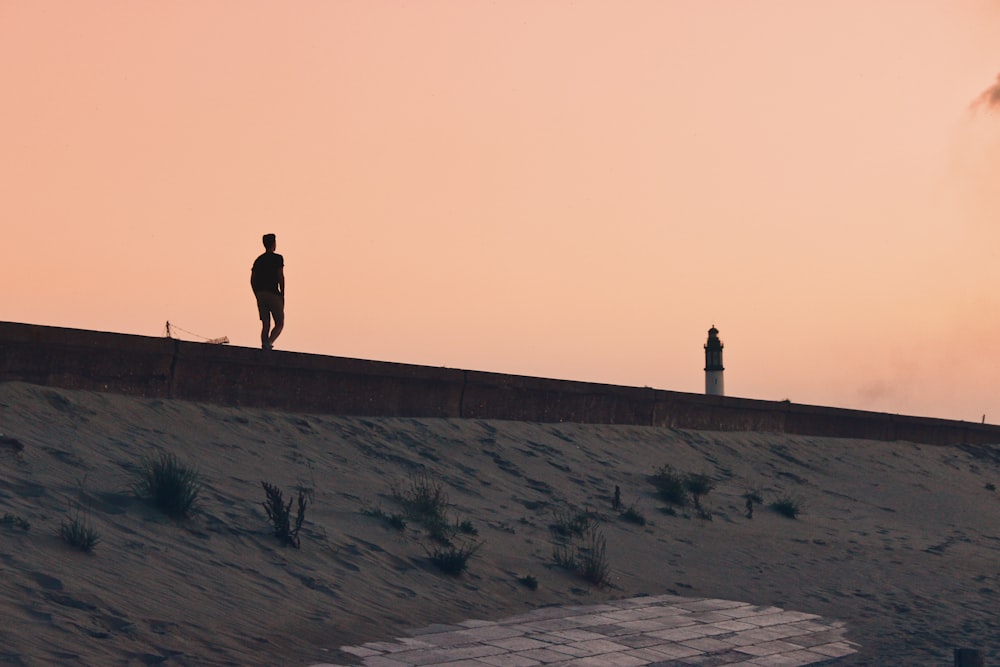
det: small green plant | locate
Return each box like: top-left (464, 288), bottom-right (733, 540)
top-left (391, 472), bottom-right (449, 524)
top-left (425, 516), bottom-right (454, 545)
top-left (362, 505), bottom-right (407, 530)
top-left (684, 473), bottom-right (714, 511)
top-left (422, 515), bottom-right (477, 545)
top-left (1, 513), bottom-right (30, 531)
top-left (551, 525), bottom-right (611, 587)
top-left (620, 502), bottom-right (646, 526)
top-left (518, 574), bottom-right (538, 590)
top-left (425, 539), bottom-right (483, 575)
top-left (986, 483), bottom-right (996, 492)
top-left (578, 528), bottom-right (610, 585)
top-left (552, 541), bottom-right (577, 570)
top-left (771, 495), bottom-right (801, 519)
top-left (59, 512), bottom-right (100, 552)
top-left (744, 487), bottom-right (764, 519)
top-left (261, 481), bottom-right (307, 548)
top-left (550, 507), bottom-right (596, 539)
top-left (133, 453), bottom-right (202, 518)
top-left (649, 465), bottom-right (689, 507)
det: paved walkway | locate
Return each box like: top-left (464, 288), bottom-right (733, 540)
top-left (309, 594), bottom-right (858, 666)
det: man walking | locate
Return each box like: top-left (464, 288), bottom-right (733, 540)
top-left (251, 233), bottom-right (285, 350)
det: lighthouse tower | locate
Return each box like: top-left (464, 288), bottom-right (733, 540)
top-left (704, 325), bottom-right (724, 396)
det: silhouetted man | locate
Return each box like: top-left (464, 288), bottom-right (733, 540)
top-left (251, 233), bottom-right (284, 350)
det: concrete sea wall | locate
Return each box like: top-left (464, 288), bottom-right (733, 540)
top-left (2, 320), bottom-right (998, 447)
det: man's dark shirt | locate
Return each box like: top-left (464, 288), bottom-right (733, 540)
top-left (251, 252), bottom-right (284, 294)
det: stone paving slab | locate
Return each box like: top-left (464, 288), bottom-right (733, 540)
top-left (308, 595), bottom-right (859, 667)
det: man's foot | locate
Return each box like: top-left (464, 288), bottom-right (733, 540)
top-left (262, 342), bottom-right (272, 350)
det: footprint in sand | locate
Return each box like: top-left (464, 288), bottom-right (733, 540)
top-left (43, 447), bottom-right (87, 467)
top-left (146, 619), bottom-right (179, 635)
top-left (47, 593), bottom-right (97, 611)
top-left (546, 459), bottom-right (571, 472)
top-left (28, 572), bottom-right (63, 591)
top-left (7, 481), bottom-right (47, 499)
top-left (483, 450), bottom-right (521, 476)
top-left (526, 440), bottom-right (561, 457)
top-left (0, 435), bottom-right (25, 455)
top-left (524, 478), bottom-right (553, 495)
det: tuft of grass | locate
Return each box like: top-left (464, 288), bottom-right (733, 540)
top-left (549, 507), bottom-right (596, 539)
top-left (1, 513), bottom-right (30, 531)
top-left (518, 574), bottom-right (538, 590)
top-left (388, 475), bottom-right (476, 547)
top-left (684, 473), bottom-right (714, 508)
top-left (425, 515), bottom-right (480, 545)
top-left (649, 465), bottom-right (689, 507)
top-left (743, 487), bottom-right (764, 519)
top-left (391, 472), bottom-right (449, 524)
top-left (552, 542), bottom-right (577, 570)
top-left (551, 525), bottom-right (611, 587)
top-left (620, 502), bottom-right (646, 526)
top-left (578, 528), bottom-right (611, 585)
top-left (133, 453), bottom-right (202, 518)
top-left (425, 516), bottom-right (454, 545)
top-left (650, 466), bottom-right (715, 517)
top-left (425, 539), bottom-right (483, 575)
top-left (770, 495), bottom-right (802, 519)
top-left (59, 512), bottom-right (100, 552)
top-left (362, 505), bottom-right (407, 530)
top-left (261, 481), bottom-right (308, 548)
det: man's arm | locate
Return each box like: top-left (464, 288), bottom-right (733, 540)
top-left (278, 266), bottom-right (285, 297)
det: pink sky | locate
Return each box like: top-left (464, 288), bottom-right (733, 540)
top-left (2, 1), bottom-right (999, 421)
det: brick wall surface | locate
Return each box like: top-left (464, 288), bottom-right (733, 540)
top-left (2, 320), bottom-right (998, 446)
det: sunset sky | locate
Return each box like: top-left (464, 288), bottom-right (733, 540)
top-left (3, 2), bottom-right (999, 421)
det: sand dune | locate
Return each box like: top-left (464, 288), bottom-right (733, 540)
top-left (1, 381), bottom-right (999, 666)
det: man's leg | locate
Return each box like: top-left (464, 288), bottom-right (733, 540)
top-left (267, 295), bottom-right (284, 347)
top-left (268, 314), bottom-right (283, 347)
top-left (256, 292), bottom-right (274, 350)
top-left (260, 316), bottom-right (271, 349)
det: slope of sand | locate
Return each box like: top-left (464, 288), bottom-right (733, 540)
top-left (1, 381), bottom-right (999, 666)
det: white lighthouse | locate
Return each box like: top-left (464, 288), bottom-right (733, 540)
top-left (704, 325), bottom-right (724, 396)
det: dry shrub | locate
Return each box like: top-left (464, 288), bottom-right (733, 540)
top-left (262, 481), bottom-right (307, 548)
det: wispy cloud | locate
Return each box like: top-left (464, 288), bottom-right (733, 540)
top-left (972, 73), bottom-right (1000, 111)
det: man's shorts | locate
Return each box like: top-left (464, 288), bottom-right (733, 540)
top-left (255, 291), bottom-right (284, 324)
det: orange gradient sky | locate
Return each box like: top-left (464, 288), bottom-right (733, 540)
top-left (3, 2), bottom-right (1000, 421)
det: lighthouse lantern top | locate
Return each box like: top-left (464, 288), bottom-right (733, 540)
top-left (704, 325), bottom-right (724, 372)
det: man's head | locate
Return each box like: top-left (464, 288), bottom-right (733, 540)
top-left (262, 233), bottom-right (276, 251)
